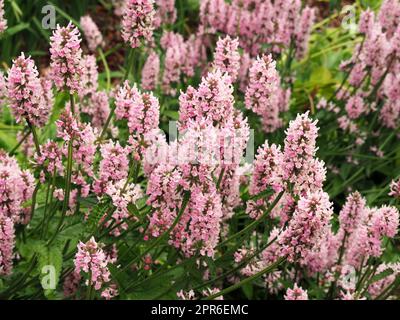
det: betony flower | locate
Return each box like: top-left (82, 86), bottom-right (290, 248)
top-left (284, 284), bottom-right (309, 300)
top-left (345, 95), bottom-right (365, 119)
top-left (282, 112), bottom-right (325, 195)
top-left (179, 69), bottom-right (234, 130)
top-left (154, 0), bottom-right (177, 27)
top-left (245, 55), bottom-right (281, 133)
top-left (213, 36), bottom-right (240, 82)
top-left (141, 50), bottom-right (160, 91)
top-left (0, 152), bottom-right (34, 224)
top-left (49, 22), bottom-right (83, 94)
top-left (278, 190), bottom-right (333, 262)
top-left (7, 53), bottom-right (50, 127)
top-left (121, 0), bottom-right (155, 48)
top-left (115, 81), bottom-right (160, 135)
top-left (80, 15), bottom-right (104, 52)
top-left (0, 215), bottom-right (14, 276)
top-left (74, 237), bottom-right (112, 291)
top-left (389, 179), bottom-right (400, 199)
top-left (80, 55), bottom-right (99, 99)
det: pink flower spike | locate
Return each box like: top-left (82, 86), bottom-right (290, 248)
top-left (121, 0), bottom-right (155, 48)
top-left (49, 22), bottom-right (84, 94)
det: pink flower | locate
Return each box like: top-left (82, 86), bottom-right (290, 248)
top-left (345, 95), bottom-right (365, 119)
top-left (80, 15), bottom-right (104, 52)
top-left (74, 237), bottom-right (112, 291)
top-left (104, 180), bottom-right (143, 236)
top-left (80, 54), bottom-right (99, 98)
top-left (146, 130), bottom-right (224, 258)
top-left (112, 0), bottom-right (127, 16)
top-left (161, 33), bottom-right (186, 95)
top-left (101, 284), bottom-right (119, 300)
top-left (49, 22), bottom-right (83, 94)
top-left (339, 192), bottom-right (366, 234)
top-left (115, 81), bottom-right (160, 135)
top-left (213, 36), bottom-right (240, 82)
top-left (245, 55), bottom-right (281, 133)
top-left (0, 0), bottom-right (7, 34)
top-left (63, 271), bottom-right (81, 298)
top-left (0, 152), bottom-right (34, 224)
top-left (295, 7), bottom-right (315, 59)
top-left (154, 0), bottom-right (177, 27)
top-left (121, 0), bottom-right (155, 48)
top-left (83, 91), bottom-right (110, 129)
top-left (389, 179), bottom-right (400, 199)
top-left (179, 69), bottom-right (234, 130)
top-left (249, 142), bottom-right (283, 197)
top-left (344, 204), bottom-right (399, 268)
top-left (0, 215), bottom-right (14, 276)
top-left (94, 140), bottom-right (130, 194)
top-left (368, 263), bottom-right (400, 298)
top-left (141, 50), bottom-right (160, 90)
top-left (7, 53), bottom-right (50, 127)
top-left (284, 284), bottom-right (308, 300)
top-left (35, 141), bottom-right (63, 182)
top-left (278, 190), bottom-right (333, 262)
top-left (238, 52), bottom-right (253, 92)
top-left (359, 9), bottom-right (375, 35)
top-left (371, 205), bottom-right (399, 238)
top-left (56, 110), bottom-right (97, 179)
top-left (378, 0), bottom-right (400, 38)
top-left (282, 112), bottom-right (325, 195)
top-left (0, 71), bottom-right (7, 107)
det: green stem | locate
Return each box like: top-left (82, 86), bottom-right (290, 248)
top-left (216, 167), bottom-right (225, 190)
top-left (26, 120), bottom-right (41, 156)
top-left (98, 47), bottom-right (111, 91)
top-left (48, 125), bottom-right (74, 245)
top-left (8, 130), bottom-right (30, 156)
top-left (29, 183), bottom-right (41, 225)
top-left (125, 48), bottom-right (135, 80)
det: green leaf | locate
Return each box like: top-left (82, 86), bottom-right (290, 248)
top-left (370, 268), bottom-right (394, 284)
top-left (0, 23), bottom-right (30, 39)
top-left (163, 110), bottom-right (179, 120)
top-left (37, 245), bottom-right (63, 298)
top-left (241, 282), bottom-right (254, 300)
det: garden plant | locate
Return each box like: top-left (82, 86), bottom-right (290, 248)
top-left (0, 0), bottom-right (400, 301)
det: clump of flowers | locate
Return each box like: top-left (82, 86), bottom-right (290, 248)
top-left (245, 55), bottom-right (283, 133)
top-left (278, 190), bottom-right (334, 263)
top-left (284, 284), bottom-right (309, 300)
top-left (154, 0), bottom-right (177, 27)
top-left (389, 179), bottom-right (400, 199)
top-left (115, 81), bottom-right (160, 135)
top-left (179, 69), bottom-right (234, 129)
top-left (212, 36), bottom-right (240, 82)
top-left (121, 0), bottom-right (155, 48)
top-left (93, 140), bottom-right (131, 194)
top-left (0, 152), bottom-right (34, 223)
top-left (74, 237), bottom-right (117, 297)
top-left (141, 50), bottom-right (160, 91)
top-left (7, 53), bottom-right (50, 127)
top-left (80, 55), bottom-right (99, 99)
top-left (282, 112), bottom-right (326, 195)
top-left (0, 215), bottom-right (14, 276)
top-left (80, 15), bottom-right (104, 52)
top-left (49, 22), bottom-right (83, 94)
